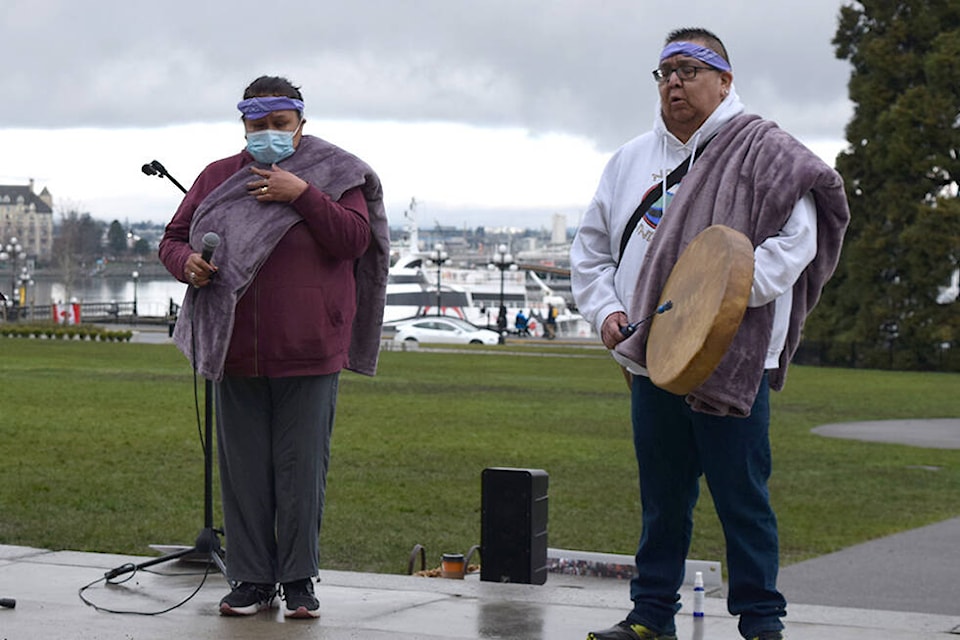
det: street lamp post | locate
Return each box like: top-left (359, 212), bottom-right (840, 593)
top-left (16, 266), bottom-right (32, 321)
top-left (430, 243), bottom-right (449, 317)
top-left (492, 243), bottom-right (514, 344)
top-left (132, 270), bottom-right (140, 321)
top-left (1, 237), bottom-right (25, 321)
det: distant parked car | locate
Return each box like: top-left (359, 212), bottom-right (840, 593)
top-left (392, 316), bottom-right (500, 345)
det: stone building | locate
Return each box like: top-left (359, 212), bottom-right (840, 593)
top-left (0, 179), bottom-right (54, 262)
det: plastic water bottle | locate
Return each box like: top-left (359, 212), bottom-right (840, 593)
top-left (693, 571), bottom-right (705, 617)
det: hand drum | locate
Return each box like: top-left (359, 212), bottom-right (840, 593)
top-left (647, 225), bottom-right (754, 395)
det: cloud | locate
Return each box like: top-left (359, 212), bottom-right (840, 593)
top-left (0, 0), bottom-right (854, 227)
top-left (3, 0), bottom-right (851, 146)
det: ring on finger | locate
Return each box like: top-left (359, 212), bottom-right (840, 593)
top-left (260, 185), bottom-right (268, 193)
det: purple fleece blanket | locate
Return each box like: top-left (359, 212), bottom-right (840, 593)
top-left (617, 114), bottom-right (850, 416)
top-left (173, 135), bottom-right (389, 380)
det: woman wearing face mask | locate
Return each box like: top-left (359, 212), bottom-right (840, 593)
top-left (159, 75), bottom-right (389, 619)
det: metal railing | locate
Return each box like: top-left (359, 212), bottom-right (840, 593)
top-left (2, 299), bottom-right (180, 325)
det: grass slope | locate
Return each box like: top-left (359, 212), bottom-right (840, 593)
top-left (0, 339), bottom-right (956, 574)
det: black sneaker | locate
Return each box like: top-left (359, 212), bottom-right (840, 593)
top-left (749, 632), bottom-right (783, 640)
top-left (281, 578), bottom-right (320, 619)
top-left (587, 620), bottom-right (677, 640)
top-left (218, 582), bottom-right (276, 616)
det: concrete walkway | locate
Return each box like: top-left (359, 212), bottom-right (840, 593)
top-left (778, 517), bottom-right (960, 617)
top-left (813, 418), bottom-right (960, 449)
top-left (1, 540), bottom-right (959, 640)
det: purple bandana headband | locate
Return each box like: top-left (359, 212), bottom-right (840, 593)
top-left (237, 96), bottom-right (305, 120)
top-left (659, 42), bottom-right (731, 72)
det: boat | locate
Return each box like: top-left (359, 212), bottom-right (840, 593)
top-left (384, 254), bottom-right (478, 324)
top-left (384, 222), bottom-right (591, 338)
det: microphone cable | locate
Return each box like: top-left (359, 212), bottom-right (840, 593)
top-left (77, 561), bottom-right (215, 616)
top-left (78, 285), bottom-right (214, 615)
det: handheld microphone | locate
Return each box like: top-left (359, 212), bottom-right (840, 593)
top-left (620, 300), bottom-right (673, 338)
top-left (200, 232), bottom-right (221, 281)
top-left (200, 232), bottom-right (221, 264)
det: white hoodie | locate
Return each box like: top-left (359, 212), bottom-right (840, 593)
top-left (570, 86), bottom-right (817, 375)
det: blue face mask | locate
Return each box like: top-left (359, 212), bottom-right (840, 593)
top-left (245, 120), bottom-right (302, 164)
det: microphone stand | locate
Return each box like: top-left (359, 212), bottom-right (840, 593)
top-left (103, 162), bottom-right (231, 587)
top-left (1, 302), bottom-right (10, 605)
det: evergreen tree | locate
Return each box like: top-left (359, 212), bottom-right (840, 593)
top-left (809, 0), bottom-right (960, 368)
top-left (107, 220), bottom-right (127, 257)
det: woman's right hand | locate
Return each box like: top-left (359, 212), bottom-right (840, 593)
top-left (183, 252), bottom-right (217, 288)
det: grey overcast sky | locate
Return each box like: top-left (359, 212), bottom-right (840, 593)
top-left (0, 0), bottom-right (854, 229)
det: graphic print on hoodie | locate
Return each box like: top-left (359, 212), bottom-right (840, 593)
top-left (637, 180), bottom-right (677, 244)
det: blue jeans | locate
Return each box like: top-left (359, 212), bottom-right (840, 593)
top-left (626, 374), bottom-right (785, 638)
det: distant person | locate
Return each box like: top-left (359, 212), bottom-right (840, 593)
top-left (515, 309), bottom-right (530, 336)
top-left (544, 304), bottom-right (557, 339)
top-left (159, 75), bottom-right (389, 619)
top-left (570, 28), bottom-right (849, 640)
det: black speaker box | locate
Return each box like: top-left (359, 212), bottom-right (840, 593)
top-left (480, 467), bottom-right (548, 584)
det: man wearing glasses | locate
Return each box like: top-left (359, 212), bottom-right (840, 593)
top-left (570, 28), bottom-right (849, 640)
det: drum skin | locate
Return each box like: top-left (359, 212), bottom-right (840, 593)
top-left (647, 225), bottom-right (754, 395)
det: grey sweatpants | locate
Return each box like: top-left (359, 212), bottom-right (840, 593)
top-left (215, 373), bottom-right (338, 585)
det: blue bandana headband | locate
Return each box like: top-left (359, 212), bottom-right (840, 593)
top-left (237, 96), bottom-right (305, 120)
top-left (659, 42), bottom-right (731, 72)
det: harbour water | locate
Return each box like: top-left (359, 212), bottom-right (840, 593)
top-left (18, 277), bottom-right (188, 318)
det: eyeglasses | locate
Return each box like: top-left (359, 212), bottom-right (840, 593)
top-left (652, 65), bottom-right (719, 84)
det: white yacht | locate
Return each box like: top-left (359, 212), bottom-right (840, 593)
top-left (383, 199), bottom-right (593, 338)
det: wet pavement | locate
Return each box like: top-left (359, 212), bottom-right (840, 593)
top-left (1, 537), bottom-right (959, 640)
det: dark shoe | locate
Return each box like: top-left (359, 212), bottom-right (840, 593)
top-left (748, 632), bottom-right (783, 640)
top-left (218, 582), bottom-right (276, 616)
top-left (587, 620), bottom-right (677, 640)
top-left (281, 578), bottom-right (320, 619)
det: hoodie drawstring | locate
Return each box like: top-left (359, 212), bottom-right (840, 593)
top-left (660, 130), bottom-right (702, 218)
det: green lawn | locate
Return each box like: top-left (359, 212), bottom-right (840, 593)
top-left (0, 338), bottom-right (957, 574)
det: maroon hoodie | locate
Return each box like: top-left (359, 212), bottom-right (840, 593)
top-left (159, 148), bottom-right (371, 378)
